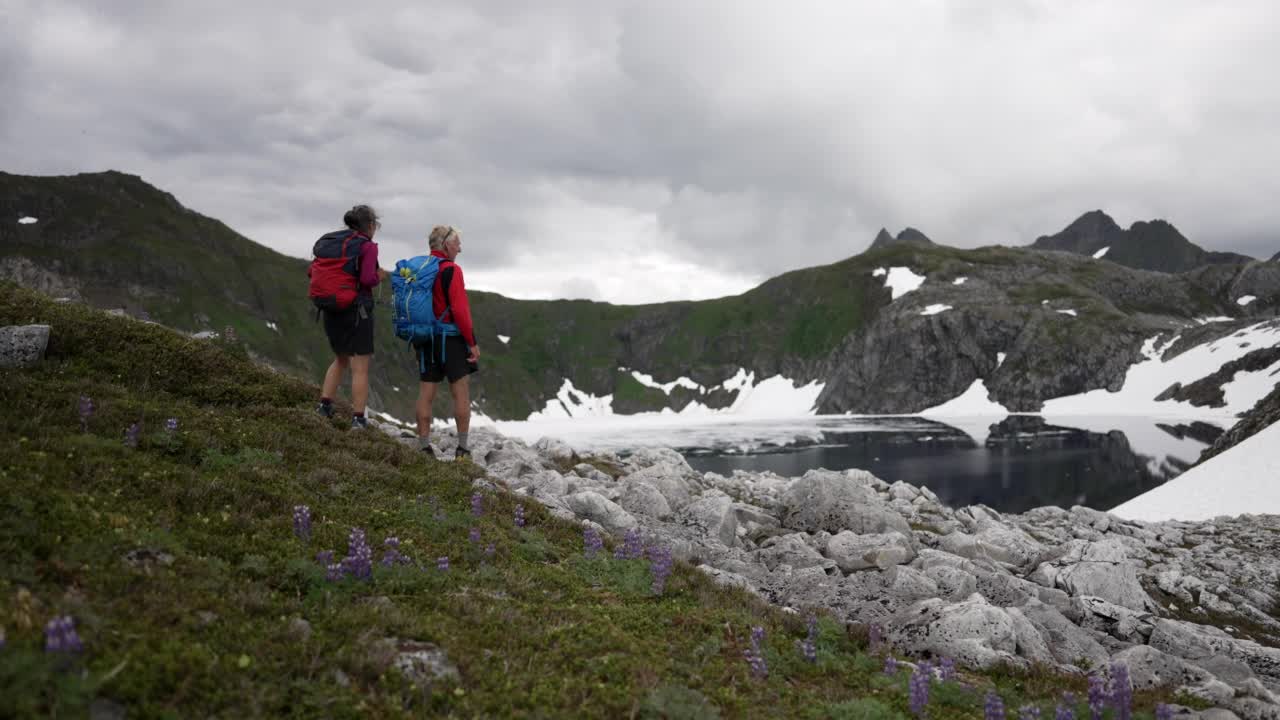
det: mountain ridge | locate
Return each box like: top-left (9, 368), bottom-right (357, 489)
top-left (1031, 209), bottom-right (1254, 273)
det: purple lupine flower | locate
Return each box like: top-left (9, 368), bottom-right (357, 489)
top-left (514, 503), bottom-right (526, 528)
top-left (908, 660), bottom-right (931, 717)
top-left (470, 492), bottom-right (483, 517)
top-left (939, 656), bottom-right (956, 682)
top-left (124, 422), bottom-right (141, 448)
top-left (484, 542), bottom-right (496, 558)
top-left (316, 550), bottom-right (333, 567)
top-left (583, 526), bottom-right (604, 559)
top-left (884, 656), bottom-right (899, 676)
top-left (381, 537), bottom-right (409, 567)
top-left (868, 622), bottom-right (883, 651)
top-left (1087, 675), bottom-right (1106, 720)
top-left (165, 417), bottom-right (178, 433)
top-left (44, 616), bottom-right (83, 654)
top-left (1110, 663), bottom-right (1132, 720)
top-left (1154, 704), bottom-right (1173, 720)
top-left (1019, 706), bottom-right (1042, 720)
top-left (78, 396), bottom-right (94, 431)
top-left (326, 562), bottom-right (344, 581)
top-left (340, 528), bottom-right (373, 581)
top-left (743, 626), bottom-right (767, 679)
top-left (615, 527), bottom-right (643, 559)
top-left (799, 614), bottom-right (818, 663)
top-left (648, 544), bottom-right (673, 595)
top-left (437, 556), bottom-right (449, 572)
top-left (469, 527), bottom-right (481, 544)
top-left (985, 692), bottom-right (1006, 720)
top-left (292, 505), bottom-right (311, 543)
top-left (1055, 703), bottom-right (1074, 720)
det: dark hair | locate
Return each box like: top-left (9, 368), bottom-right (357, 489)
top-left (343, 205), bottom-right (380, 234)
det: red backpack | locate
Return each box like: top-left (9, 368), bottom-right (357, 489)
top-left (308, 230), bottom-right (367, 311)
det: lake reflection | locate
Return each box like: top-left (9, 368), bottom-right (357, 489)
top-left (681, 416), bottom-right (1222, 514)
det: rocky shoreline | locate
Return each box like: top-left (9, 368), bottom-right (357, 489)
top-left (378, 420), bottom-right (1280, 720)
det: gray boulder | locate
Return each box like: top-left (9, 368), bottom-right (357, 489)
top-left (0, 324), bottom-right (51, 368)
top-left (1017, 598), bottom-right (1109, 669)
top-left (939, 525), bottom-right (1047, 571)
top-left (563, 492), bottom-right (638, 534)
top-left (923, 565), bottom-right (978, 601)
top-left (825, 531), bottom-right (915, 572)
top-left (677, 493), bottom-right (738, 547)
top-left (534, 436), bottom-right (575, 463)
top-left (617, 480), bottom-right (672, 520)
top-left (622, 465), bottom-right (695, 511)
top-left (1057, 539), bottom-right (1154, 611)
top-left (780, 470), bottom-right (911, 536)
top-left (885, 594), bottom-right (1021, 669)
top-left (757, 533), bottom-right (830, 572)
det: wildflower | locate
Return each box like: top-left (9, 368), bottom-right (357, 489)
top-left (1110, 663), bottom-right (1132, 720)
top-left (1087, 675), bottom-right (1106, 720)
top-left (470, 492), bottom-right (483, 517)
top-left (315, 550), bottom-right (333, 567)
top-left (614, 527), bottom-right (643, 559)
top-left (325, 562), bottom-right (344, 582)
top-left (884, 656), bottom-right (899, 676)
top-left (165, 417), bottom-right (178, 433)
top-left (909, 660), bottom-right (931, 717)
top-left (798, 614), bottom-right (818, 663)
top-left (78, 395), bottom-right (94, 431)
top-left (1055, 704), bottom-right (1074, 720)
top-left (382, 537), bottom-right (409, 567)
top-left (514, 503), bottom-right (526, 527)
top-left (1154, 704), bottom-right (1173, 720)
top-left (484, 542), bottom-right (496, 558)
top-left (939, 656), bottom-right (955, 682)
top-left (984, 692), bottom-right (1006, 720)
top-left (437, 556), bottom-right (449, 572)
top-left (124, 422), bottom-right (141, 448)
top-left (44, 616), bottom-right (83, 654)
top-left (583, 526), bottom-right (603, 559)
top-left (340, 528), bottom-right (373, 581)
top-left (647, 544), bottom-right (673, 595)
top-left (292, 505), bottom-right (311, 542)
top-left (469, 527), bottom-right (481, 544)
top-left (743, 626), bottom-right (767, 679)
top-left (868, 622), bottom-right (883, 651)
top-left (1019, 706), bottom-right (1042, 720)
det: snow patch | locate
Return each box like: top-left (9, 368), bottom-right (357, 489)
top-left (1237, 295), bottom-right (1257, 306)
top-left (630, 370), bottom-right (704, 395)
top-left (1056, 309), bottom-right (1078, 317)
top-left (872, 267), bottom-right (887, 277)
top-left (952, 277), bottom-right (967, 285)
top-left (1194, 317), bottom-right (1233, 325)
top-left (879, 266), bottom-right (926, 300)
top-left (266, 321), bottom-right (279, 332)
top-left (1092, 246), bottom-right (1110, 259)
top-left (917, 380), bottom-right (1010, 445)
top-left (996, 352), bottom-right (1007, 368)
top-left (920, 304), bottom-right (952, 316)
top-left (1111, 420), bottom-right (1280, 522)
top-left (17, 216), bottom-right (37, 224)
top-left (1042, 321), bottom-right (1280, 419)
top-left (498, 334), bottom-right (510, 344)
top-left (527, 379), bottom-right (614, 421)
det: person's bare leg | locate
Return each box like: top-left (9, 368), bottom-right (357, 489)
top-left (349, 354), bottom-right (371, 414)
top-left (450, 376), bottom-right (472, 455)
top-left (322, 355), bottom-right (350, 401)
top-left (416, 381), bottom-right (439, 438)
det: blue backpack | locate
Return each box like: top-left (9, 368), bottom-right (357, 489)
top-left (391, 255), bottom-right (459, 365)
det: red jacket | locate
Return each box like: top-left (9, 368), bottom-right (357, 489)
top-left (430, 250), bottom-right (476, 346)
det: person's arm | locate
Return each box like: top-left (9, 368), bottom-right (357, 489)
top-left (446, 265), bottom-right (479, 358)
top-left (358, 241), bottom-right (381, 289)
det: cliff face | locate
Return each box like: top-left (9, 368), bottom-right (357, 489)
top-left (4, 171), bottom-right (1278, 421)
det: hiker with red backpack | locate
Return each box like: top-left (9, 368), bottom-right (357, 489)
top-left (309, 205), bottom-right (383, 429)
top-left (390, 225), bottom-right (480, 458)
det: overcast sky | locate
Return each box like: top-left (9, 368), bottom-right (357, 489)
top-left (3, 1), bottom-right (1279, 303)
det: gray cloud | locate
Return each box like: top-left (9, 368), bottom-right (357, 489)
top-left (3, 1), bottom-right (1279, 302)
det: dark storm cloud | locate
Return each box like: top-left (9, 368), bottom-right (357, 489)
top-left (3, 1), bottom-right (1278, 302)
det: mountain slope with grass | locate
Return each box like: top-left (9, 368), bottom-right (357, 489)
top-left (4, 171), bottom-right (1279, 423)
top-left (0, 283), bottom-right (1206, 718)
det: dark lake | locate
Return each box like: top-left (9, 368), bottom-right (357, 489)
top-left (676, 416), bottom-right (1223, 514)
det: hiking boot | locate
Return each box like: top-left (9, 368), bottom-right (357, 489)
top-left (317, 402), bottom-right (334, 418)
top-left (454, 446), bottom-right (472, 460)
top-left (421, 445), bottom-right (437, 459)
top-left (351, 416), bottom-right (368, 430)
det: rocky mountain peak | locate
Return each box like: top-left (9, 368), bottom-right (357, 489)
top-left (869, 227), bottom-right (934, 251)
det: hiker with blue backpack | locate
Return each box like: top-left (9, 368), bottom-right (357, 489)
top-left (390, 225), bottom-right (480, 458)
top-left (308, 205), bottom-right (384, 429)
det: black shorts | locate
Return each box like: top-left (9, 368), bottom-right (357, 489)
top-left (416, 335), bottom-right (478, 383)
top-left (323, 303), bottom-right (375, 356)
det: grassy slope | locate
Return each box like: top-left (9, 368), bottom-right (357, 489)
top-left (0, 284), bottom-right (1195, 718)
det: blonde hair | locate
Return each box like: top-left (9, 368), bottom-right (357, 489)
top-left (428, 225), bottom-right (456, 251)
